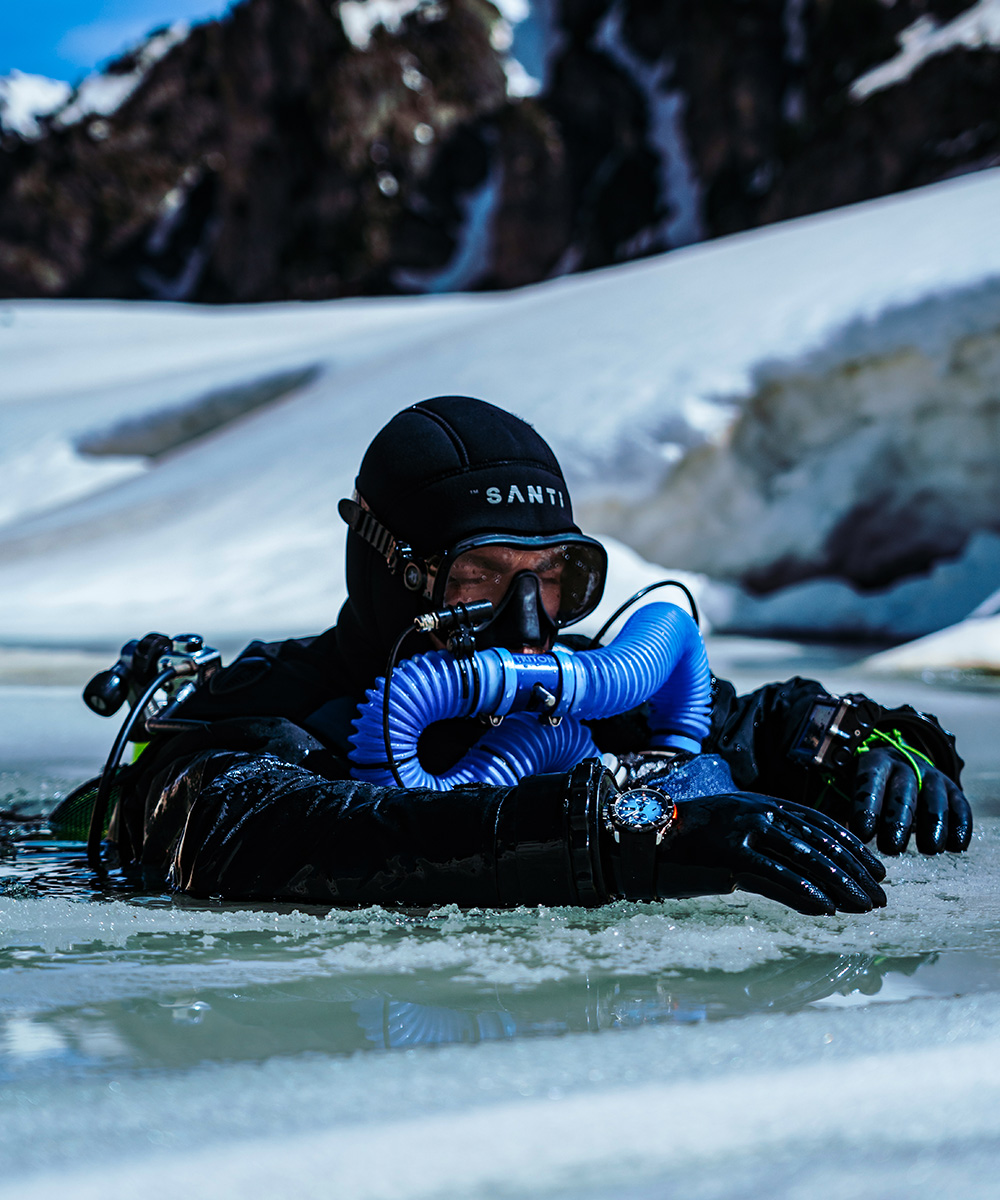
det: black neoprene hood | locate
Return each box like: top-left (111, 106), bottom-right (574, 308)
top-left (355, 396), bottom-right (582, 553)
top-left (334, 396), bottom-right (590, 689)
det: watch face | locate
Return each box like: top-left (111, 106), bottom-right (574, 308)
top-left (611, 787), bottom-right (674, 833)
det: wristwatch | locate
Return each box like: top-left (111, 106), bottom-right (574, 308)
top-left (603, 786), bottom-right (677, 900)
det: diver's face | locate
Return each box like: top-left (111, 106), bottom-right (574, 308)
top-left (436, 545), bottom-right (564, 654)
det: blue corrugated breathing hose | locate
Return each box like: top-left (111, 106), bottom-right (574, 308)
top-left (349, 601), bottom-right (711, 789)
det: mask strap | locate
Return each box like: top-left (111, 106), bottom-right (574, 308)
top-left (338, 493), bottom-right (428, 592)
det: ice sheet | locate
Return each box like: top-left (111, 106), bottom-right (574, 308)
top-left (1, 824), bottom-right (994, 1004)
top-left (4, 963), bottom-right (1000, 1198)
top-left (2, 651), bottom-right (999, 1198)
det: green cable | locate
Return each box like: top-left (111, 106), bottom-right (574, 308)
top-left (814, 775), bottom-right (851, 812)
top-left (856, 728), bottom-right (934, 791)
top-left (816, 728), bottom-right (934, 808)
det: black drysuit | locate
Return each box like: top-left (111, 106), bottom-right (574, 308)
top-left (109, 620), bottom-right (962, 907)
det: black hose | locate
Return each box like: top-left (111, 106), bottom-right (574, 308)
top-left (383, 627), bottom-right (420, 788)
top-left (87, 666), bottom-right (177, 871)
top-left (588, 579), bottom-right (700, 649)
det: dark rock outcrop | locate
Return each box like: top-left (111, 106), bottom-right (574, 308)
top-left (0, 0), bottom-right (568, 300)
top-left (544, 0), bottom-right (1000, 260)
top-left (0, 0), bottom-right (998, 302)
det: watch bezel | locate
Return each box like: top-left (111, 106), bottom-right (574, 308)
top-left (605, 786), bottom-right (677, 844)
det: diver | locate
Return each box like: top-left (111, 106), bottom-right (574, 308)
top-left (101, 397), bottom-right (971, 912)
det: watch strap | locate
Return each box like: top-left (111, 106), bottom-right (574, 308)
top-left (616, 829), bottom-right (659, 900)
top-left (604, 787), bottom-right (675, 901)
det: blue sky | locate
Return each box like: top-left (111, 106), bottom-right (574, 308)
top-left (3, 1), bottom-right (235, 80)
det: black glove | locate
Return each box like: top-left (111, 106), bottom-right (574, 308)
top-left (648, 793), bottom-right (888, 917)
top-left (852, 747), bottom-right (973, 855)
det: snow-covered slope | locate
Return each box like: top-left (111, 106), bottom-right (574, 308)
top-left (1, 169), bottom-right (999, 647)
top-left (52, 25), bottom-right (191, 130)
top-left (0, 71), bottom-right (71, 137)
top-left (0, 24), bottom-right (192, 140)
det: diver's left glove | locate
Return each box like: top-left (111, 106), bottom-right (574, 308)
top-left (852, 743), bottom-right (973, 855)
top-left (789, 694), bottom-right (971, 857)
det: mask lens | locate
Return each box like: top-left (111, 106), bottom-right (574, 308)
top-left (442, 541), bottom-right (606, 625)
top-left (550, 542), bottom-right (606, 622)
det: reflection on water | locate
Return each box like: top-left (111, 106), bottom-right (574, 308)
top-left (4, 834), bottom-right (1000, 1084)
top-left (0, 834), bottom-right (135, 901)
top-left (0, 952), bottom-right (920, 1078)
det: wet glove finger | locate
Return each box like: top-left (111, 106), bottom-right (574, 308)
top-left (947, 781), bottom-right (974, 852)
top-left (877, 762), bottom-right (918, 856)
top-left (772, 798), bottom-right (886, 883)
top-left (752, 826), bottom-right (877, 913)
top-left (769, 810), bottom-right (887, 908)
top-left (915, 770), bottom-right (948, 855)
top-left (851, 749), bottom-right (893, 843)
top-left (731, 853), bottom-right (836, 916)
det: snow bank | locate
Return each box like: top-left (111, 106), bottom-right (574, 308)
top-left (863, 613), bottom-right (1000, 675)
top-left (862, 570), bottom-right (1000, 675)
top-left (2, 170), bottom-right (1000, 644)
top-left (584, 227), bottom-right (1000, 603)
top-left (718, 531), bottom-right (1000, 643)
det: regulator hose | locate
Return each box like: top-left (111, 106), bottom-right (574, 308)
top-left (349, 602), bottom-right (711, 790)
top-left (87, 665), bottom-right (177, 870)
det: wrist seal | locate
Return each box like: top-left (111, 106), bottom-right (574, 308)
top-left (789, 693), bottom-right (963, 784)
top-left (495, 760), bottom-right (610, 907)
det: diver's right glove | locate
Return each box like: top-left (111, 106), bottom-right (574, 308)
top-left (599, 764), bottom-right (887, 916)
